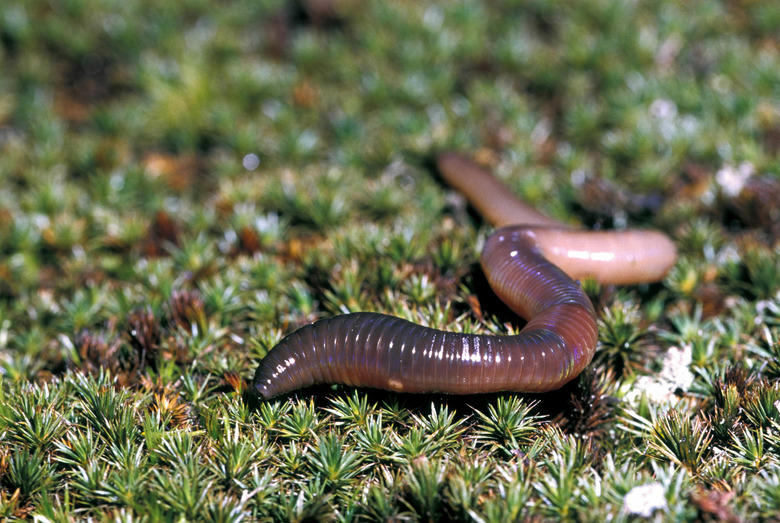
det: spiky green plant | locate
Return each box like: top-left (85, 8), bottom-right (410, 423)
top-left (4, 447), bottom-right (55, 500)
top-left (324, 390), bottom-right (377, 430)
top-left (306, 433), bottom-right (366, 493)
top-left (649, 410), bottom-right (713, 475)
top-left (596, 300), bottom-right (649, 377)
top-left (1, 388), bottom-right (68, 451)
top-left (402, 456), bottom-right (448, 521)
top-left (473, 396), bottom-right (544, 457)
top-left (1, 0), bottom-right (779, 519)
top-left (445, 456), bottom-right (494, 520)
top-left (276, 398), bottom-right (324, 442)
top-left (70, 373), bottom-right (141, 448)
top-left (728, 427), bottom-right (772, 473)
top-left (472, 463), bottom-right (533, 523)
top-left (209, 420), bottom-right (269, 490)
top-left (150, 458), bottom-right (212, 519)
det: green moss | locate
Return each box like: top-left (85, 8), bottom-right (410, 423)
top-left (1, 0), bottom-right (779, 519)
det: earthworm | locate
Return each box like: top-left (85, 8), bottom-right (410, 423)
top-left (252, 153), bottom-right (677, 398)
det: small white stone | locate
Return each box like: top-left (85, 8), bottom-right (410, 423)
top-left (649, 98), bottom-right (678, 121)
top-left (623, 482), bottom-right (667, 517)
top-left (242, 153), bottom-right (260, 171)
top-left (624, 345), bottom-right (694, 404)
top-left (716, 162), bottom-right (754, 198)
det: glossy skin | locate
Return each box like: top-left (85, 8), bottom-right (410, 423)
top-left (252, 153), bottom-right (677, 399)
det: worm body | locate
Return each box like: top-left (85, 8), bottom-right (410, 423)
top-left (436, 152), bottom-right (561, 228)
top-left (252, 154), bottom-right (677, 399)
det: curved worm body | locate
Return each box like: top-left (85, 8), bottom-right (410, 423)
top-left (252, 154), bottom-right (677, 399)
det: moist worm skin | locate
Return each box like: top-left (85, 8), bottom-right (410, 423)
top-left (252, 153), bottom-right (677, 399)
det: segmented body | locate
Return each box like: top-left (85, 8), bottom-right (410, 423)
top-left (252, 154), bottom-right (676, 399)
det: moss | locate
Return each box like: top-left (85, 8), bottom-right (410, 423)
top-left (1, 0), bottom-right (780, 519)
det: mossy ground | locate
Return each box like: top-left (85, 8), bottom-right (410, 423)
top-left (1, 0), bottom-right (779, 520)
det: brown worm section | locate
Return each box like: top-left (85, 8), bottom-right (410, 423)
top-left (252, 153), bottom-right (677, 399)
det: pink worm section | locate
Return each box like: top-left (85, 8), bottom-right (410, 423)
top-left (251, 153), bottom-right (677, 399)
top-left (436, 152), bottom-right (677, 283)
